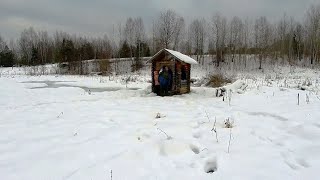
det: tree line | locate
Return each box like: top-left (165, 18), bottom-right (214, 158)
top-left (0, 3), bottom-right (320, 70)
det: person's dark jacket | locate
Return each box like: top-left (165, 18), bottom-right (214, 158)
top-left (159, 71), bottom-right (169, 87)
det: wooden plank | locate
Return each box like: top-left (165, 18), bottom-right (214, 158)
top-left (181, 80), bottom-right (187, 86)
top-left (180, 87), bottom-right (188, 94)
top-left (156, 61), bottom-right (174, 70)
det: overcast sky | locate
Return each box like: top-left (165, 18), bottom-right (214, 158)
top-left (0, 0), bottom-right (318, 39)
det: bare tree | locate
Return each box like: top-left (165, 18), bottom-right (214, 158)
top-left (277, 14), bottom-right (289, 60)
top-left (132, 17), bottom-right (146, 71)
top-left (151, 20), bottom-right (157, 54)
top-left (229, 16), bottom-right (244, 63)
top-left (189, 18), bottom-right (207, 64)
top-left (211, 14), bottom-right (227, 67)
top-left (242, 18), bottom-right (252, 69)
top-left (37, 30), bottom-right (53, 64)
top-left (18, 27), bottom-right (39, 65)
top-left (92, 35), bottom-right (113, 60)
top-left (305, 4), bottom-right (320, 65)
top-left (294, 22), bottom-right (303, 61)
top-left (173, 17), bottom-right (185, 51)
top-left (181, 27), bottom-right (193, 55)
top-left (124, 18), bottom-right (135, 59)
top-left (254, 16), bottom-right (272, 69)
top-left (0, 35), bottom-right (5, 51)
top-left (133, 17), bottom-right (146, 57)
top-left (155, 10), bottom-right (185, 50)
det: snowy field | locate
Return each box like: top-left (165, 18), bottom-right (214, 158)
top-left (1, 69), bottom-right (320, 179)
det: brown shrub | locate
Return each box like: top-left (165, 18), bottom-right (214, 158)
top-left (99, 59), bottom-right (111, 75)
top-left (207, 74), bottom-right (232, 88)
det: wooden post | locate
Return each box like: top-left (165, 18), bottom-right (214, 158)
top-left (298, 93), bottom-right (300, 105)
top-left (151, 61), bottom-right (155, 93)
top-left (187, 64), bottom-right (191, 93)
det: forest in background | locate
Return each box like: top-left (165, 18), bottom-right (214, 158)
top-left (0, 3), bottom-right (320, 73)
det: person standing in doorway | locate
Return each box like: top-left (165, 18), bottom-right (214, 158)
top-left (158, 66), bottom-right (169, 96)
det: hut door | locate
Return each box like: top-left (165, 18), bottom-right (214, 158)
top-left (175, 62), bottom-right (181, 94)
top-left (180, 64), bottom-right (188, 94)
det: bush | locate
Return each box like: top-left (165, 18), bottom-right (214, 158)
top-left (99, 59), bottom-right (111, 75)
top-left (224, 118), bottom-right (233, 128)
top-left (131, 58), bottom-right (144, 72)
top-left (207, 74), bottom-right (232, 88)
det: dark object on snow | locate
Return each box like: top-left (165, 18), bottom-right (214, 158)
top-left (147, 49), bottom-right (198, 96)
top-left (155, 113), bottom-right (161, 118)
top-left (216, 88), bottom-right (226, 97)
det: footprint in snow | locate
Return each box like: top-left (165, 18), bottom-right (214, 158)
top-left (281, 152), bottom-right (309, 170)
top-left (192, 130), bottom-right (202, 139)
top-left (190, 122), bottom-right (200, 129)
top-left (189, 144), bottom-right (200, 154)
top-left (284, 160), bottom-right (299, 170)
top-left (313, 123), bottom-right (320, 128)
top-left (296, 158), bottom-right (310, 168)
top-left (250, 130), bottom-right (256, 136)
top-left (204, 157), bottom-right (218, 173)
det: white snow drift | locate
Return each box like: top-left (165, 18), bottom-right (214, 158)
top-left (0, 74), bottom-right (319, 180)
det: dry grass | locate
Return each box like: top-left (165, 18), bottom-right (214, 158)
top-left (207, 74), bottom-right (232, 87)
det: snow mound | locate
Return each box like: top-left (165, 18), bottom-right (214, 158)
top-left (191, 80), bottom-right (247, 97)
top-left (222, 80), bottom-right (248, 94)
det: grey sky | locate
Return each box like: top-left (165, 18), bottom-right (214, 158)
top-left (0, 0), bottom-right (318, 39)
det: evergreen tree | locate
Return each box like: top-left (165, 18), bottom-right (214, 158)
top-left (119, 41), bottom-right (131, 58)
top-left (0, 46), bottom-right (15, 67)
top-left (31, 47), bottom-right (39, 65)
top-left (79, 42), bottom-right (94, 60)
top-left (61, 39), bottom-right (75, 62)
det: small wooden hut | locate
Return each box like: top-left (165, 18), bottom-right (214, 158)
top-left (147, 49), bottom-right (198, 95)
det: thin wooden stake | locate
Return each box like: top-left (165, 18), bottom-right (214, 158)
top-left (204, 110), bottom-right (211, 123)
top-left (228, 128), bottom-right (232, 153)
top-left (213, 117), bottom-right (218, 142)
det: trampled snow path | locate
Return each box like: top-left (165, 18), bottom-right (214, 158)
top-left (0, 76), bottom-right (320, 180)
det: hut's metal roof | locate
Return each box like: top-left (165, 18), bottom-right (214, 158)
top-left (147, 49), bottom-right (198, 65)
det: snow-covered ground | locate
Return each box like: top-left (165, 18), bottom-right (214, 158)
top-left (1, 71), bottom-right (320, 179)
